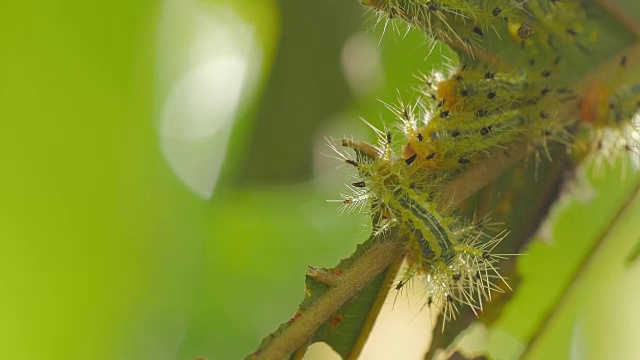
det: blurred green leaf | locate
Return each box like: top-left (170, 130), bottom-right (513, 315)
top-left (488, 161), bottom-right (640, 359)
top-left (0, 0), bottom-right (280, 359)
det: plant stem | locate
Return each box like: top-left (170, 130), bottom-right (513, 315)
top-left (257, 240), bottom-right (404, 360)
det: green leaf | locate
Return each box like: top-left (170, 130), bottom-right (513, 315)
top-left (487, 160), bottom-right (640, 359)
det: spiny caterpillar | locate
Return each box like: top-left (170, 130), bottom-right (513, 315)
top-left (578, 68), bottom-right (640, 173)
top-left (330, 132), bottom-right (511, 325)
top-left (328, 51), bottom-right (574, 325)
top-left (246, 1), bottom-right (640, 359)
top-left (363, 0), bottom-right (591, 61)
top-left (332, 0), bottom-right (640, 325)
top-left (403, 59), bottom-right (571, 170)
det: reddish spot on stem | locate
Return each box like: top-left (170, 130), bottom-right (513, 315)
top-left (289, 311), bottom-right (303, 324)
top-left (329, 313), bottom-right (345, 330)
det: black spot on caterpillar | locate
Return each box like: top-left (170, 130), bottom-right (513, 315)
top-left (395, 280), bottom-right (404, 291)
top-left (405, 153), bottom-right (418, 165)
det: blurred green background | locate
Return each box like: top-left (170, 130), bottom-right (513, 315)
top-left (3, 1), bottom-right (640, 359)
top-left (0, 0), bottom-right (446, 359)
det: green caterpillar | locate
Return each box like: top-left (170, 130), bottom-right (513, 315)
top-left (332, 124), bottom-right (510, 324)
top-left (334, 0), bottom-right (640, 325)
top-left (247, 2), bottom-right (640, 359)
top-left (363, 0), bottom-right (590, 61)
top-left (403, 59), bottom-right (571, 171)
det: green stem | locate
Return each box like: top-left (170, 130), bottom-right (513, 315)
top-left (257, 240), bottom-right (404, 360)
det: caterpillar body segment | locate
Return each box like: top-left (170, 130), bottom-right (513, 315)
top-left (401, 59), bottom-right (572, 174)
top-left (581, 83), bottom-right (640, 129)
top-left (577, 81), bottom-right (640, 172)
top-left (394, 189), bottom-right (455, 259)
top-left (362, 0), bottom-right (592, 64)
top-left (362, 0), bottom-right (529, 54)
